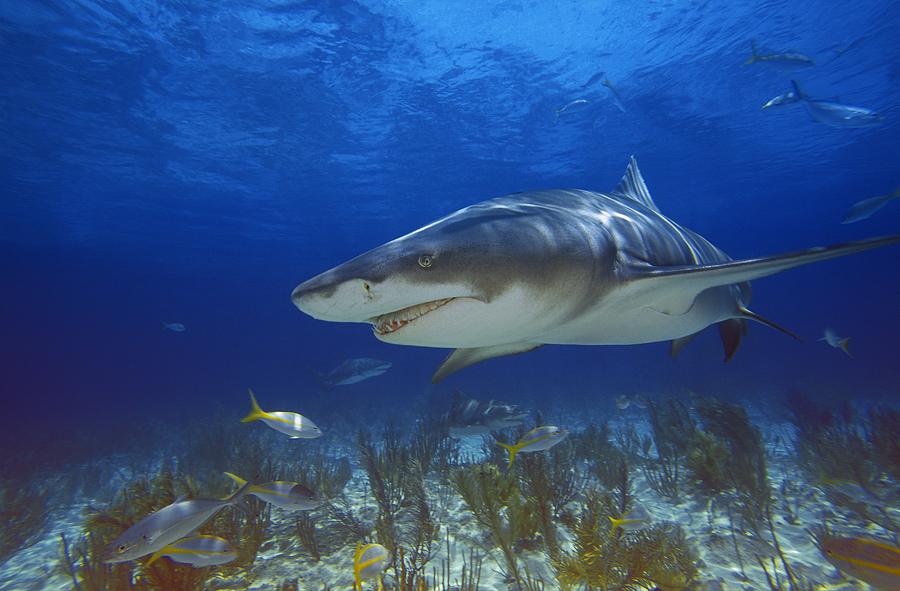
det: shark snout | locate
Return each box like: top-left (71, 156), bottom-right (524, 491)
top-left (291, 274), bottom-right (371, 322)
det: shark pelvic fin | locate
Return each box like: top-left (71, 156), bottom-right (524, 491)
top-left (670, 331), bottom-right (701, 358)
top-left (432, 342), bottom-right (542, 383)
top-left (626, 235), bottom-right (900, 316)
top-left (615, 156), bottom-right (661, 213)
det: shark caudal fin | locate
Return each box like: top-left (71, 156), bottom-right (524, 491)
top-left (241, 389), bottom-right (267, 423)
top-left (432, 342), bottom-right (542, 383)
top-left (744, 40), bottom-right (759, 65)
top-left (624, 235), bottom-right (900, 318)
top-left (838, 337), bottom-right (852, 357)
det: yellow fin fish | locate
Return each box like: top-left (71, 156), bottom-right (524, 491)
top-left (817, 532), bottom-right (900, 590)
top-left (223, 472), bottom-right (323, 510)
top-left (240, 389), bottom-right (322, 439)
top-left (496, 425), bottom-right (568, 467)
top-left (353, 542), bottom-right (389, 591)
top-left (146, 535), bottom-right (237, 567)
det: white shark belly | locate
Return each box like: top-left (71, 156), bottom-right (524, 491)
top-left (539, 285), bottom-right (737, 345)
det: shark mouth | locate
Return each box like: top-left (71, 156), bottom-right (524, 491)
top-left (372, 298), bottom-right (454, 336)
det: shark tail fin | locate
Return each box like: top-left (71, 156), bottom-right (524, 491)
top-left (838, 337), bottom-right (852, 358)
top-left (496, 441), bottom-right (521, 468)
top-left (241, 389), bottom-right (266, 423)
top-left (744, 40), bottom-right (759, 65)
top-left (791, 80), bottom-right (807, 100)
top-left (739, 306), bottom-right (802, 341)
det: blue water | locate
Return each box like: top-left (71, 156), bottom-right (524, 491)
top-left (1, 1), bottom-right (898, 586)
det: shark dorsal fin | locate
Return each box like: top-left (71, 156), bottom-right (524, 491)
top-left (615, 156), bottom-right (660, 213)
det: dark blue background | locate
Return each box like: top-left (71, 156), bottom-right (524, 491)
top-left (2, 1), bottom-right (898, 452)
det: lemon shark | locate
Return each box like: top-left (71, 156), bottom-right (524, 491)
top-left (292, 158), bottom-right (899, 382)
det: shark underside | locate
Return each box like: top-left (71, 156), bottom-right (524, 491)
top-left (292, 157), bottom-right (899, 382)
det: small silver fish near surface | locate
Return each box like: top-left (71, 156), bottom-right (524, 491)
top-left (104, 482), bottom-right (250, 563)
top-left (162, 322), bottom-right (186, 332)
top-left (241, 389), bottom-right (323, 439)
top-left (842, 188), bottom-right (900, 224)
top-left (555, 98), bottom-right (589, 121)
top-left (744, 40), bottom-right (814, 69)
top-left (790, 80), bottom-right (884, 128)
top-left (146, 535), bottom-right (237, 567)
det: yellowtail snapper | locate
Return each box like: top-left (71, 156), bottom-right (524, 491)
top-left (241, 389), bottom-right (322, 439)
top-left (353, 543), bottom-right (390, 591)
top-left (146, 535), bottom-right (237, 567)
top-left (104, 482), bottom-right (250, 563)
top-left (224, 472), bottom-right (323, 510)
top-left (497, 425), bottom-right (569, 467)
top-left (816, 532), bottom-right (900, 590)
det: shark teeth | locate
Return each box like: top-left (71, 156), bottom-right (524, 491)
top-left (372, 298), bottom-right (453, 336)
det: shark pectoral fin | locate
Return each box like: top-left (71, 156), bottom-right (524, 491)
top-left (432, 343), bottom-right (542, 383)
top-left (627, 235), bottom-right (900, 314)
top-left (670, 331), bottom-right (701, 358)
top-left (718, 319), bottom-right (746, 362)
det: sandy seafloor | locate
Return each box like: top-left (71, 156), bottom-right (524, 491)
top-left (1, 401), bottom-right (894, 591)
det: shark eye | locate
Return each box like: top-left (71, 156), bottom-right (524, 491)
top-left (418, 255), bottom-right (433, 269)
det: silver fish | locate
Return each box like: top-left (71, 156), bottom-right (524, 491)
top-left (745, 40), bottom-right (814, 69)
top-left (146, 535), bottom-right (237, 567)
top-left (445, 393), bottom-right (529, 438)
top-left (819, 328), bottom-right (851, 357)
top-left (241, 389), bottom-right (322, 439)
top-left (842, 189), bottom-right (900, 224)
top-left (761, 91), bottom-right (801, 109)
top-left (313, 358), bottom-right (391, 387)
top-left (224, 472), bottom-right (323, 510)
top-left (791, 80), bottom-right (884, 128)
top-left (104, 482), bottom-right (250, 563)
top-left (497, 425), bottom-right (568, 466)
top-left (555, 98), bottom-right (589, 121)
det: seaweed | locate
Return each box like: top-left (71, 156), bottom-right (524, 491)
top-left (642, 400), bottom-right (696, 501)
top-left (296, 514), bottom-right (321, 562)
top-left (0, 479), bottom-right (50, 564)
top-left (570, 422), bottom-right (629, 491)
top-left (694, 396), bottom-right (770, 533)
top-left (451, 463), bottom-right (533, 584)
top-left (684, 429), bottom-right (729, 495)
top-left (432, 542), bottom-right (482, 591)
top-left (552, 489), bottom-right (699, 590)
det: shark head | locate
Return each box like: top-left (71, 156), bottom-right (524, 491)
top-left (292, 198), bottom-right (606, 349)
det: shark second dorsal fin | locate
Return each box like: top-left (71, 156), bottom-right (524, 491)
top-left (615, 156), bottom-right (661, 213)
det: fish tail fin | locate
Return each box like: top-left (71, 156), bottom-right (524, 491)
top-left (608, 516), bottom-right (623, 532)
top-left (223, 480), bottom-right (253, 506)
top-left (496, 441), bottom-right (521, 467)
top-left (241, 389), bottom-right (266, 423)
top-left (146, 547), bottom-right (167, 567)
top-left (223, 472), bottom-right (248, 487)
top-left (739, 306), bottom-right (802, 341)
top-left (838, 337), bottom-right (852, 357)
top-left (791, 80), bottom-right (806, 100)
top-left (744, 40), bottom-right (758, 65)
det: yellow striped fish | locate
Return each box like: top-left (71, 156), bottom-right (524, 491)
top-left (817, 533), bottom-right (900, 590)
top-left (240, 389), bottom-right (322, 439)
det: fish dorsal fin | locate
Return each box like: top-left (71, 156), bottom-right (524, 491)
top-left (615, 156), bottom-right (660, 213)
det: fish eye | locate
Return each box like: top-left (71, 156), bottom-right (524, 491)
top-left (117, 544), bottom-right (127, 553)
top-left (417, 254), bottom-right (433, 269)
